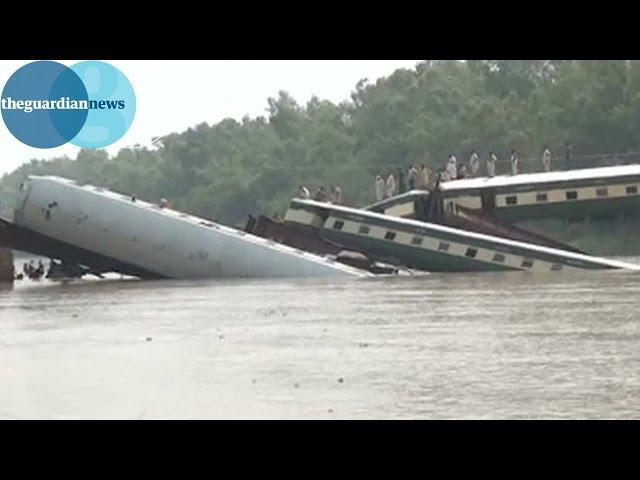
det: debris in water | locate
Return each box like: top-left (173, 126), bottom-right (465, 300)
top-left (294, 382), bottom-right (300, 389)
top-left (328, 408), bottom-right (333, 413)
top-left (219, 334), bottom-right (225, 340)
top-left (358, 342), bottom-right (369, 348)
top-left (146, 337), bottom-right (152, 342)
top-left (337, 377), bottom-right (344, 384)
top-left (252, 378), bottom-right (256, 384)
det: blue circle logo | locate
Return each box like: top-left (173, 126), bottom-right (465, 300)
top-left (1, 60), bottom-right (135, 149)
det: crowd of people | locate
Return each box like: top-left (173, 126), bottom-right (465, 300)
top-left (369, 146), bottom-right (565, 202)
top-left (295, 184), bottom-right (343, 204)
top-left (20, 260), bottom-right (46, 280)
top-left (295, 145), bottom-right (569, 205)
top-left (440, 146), bottom-right (558, 182)
top-left (373, 164), bottom-right (434, 202)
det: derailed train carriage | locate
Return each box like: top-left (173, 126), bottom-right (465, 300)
top-left (279, 199), bottom-right (638, 273)
top-left (366, 165), bottom-right (640, 224)
top-left (247, 164), bottom-right (640, 274)
top-left (1, 176), bottom-right (370, 279)
top-left (438, 164), bottom-right (640, 223)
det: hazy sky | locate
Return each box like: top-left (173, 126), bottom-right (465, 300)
top-left (0, 60), bottom-right (420, 175)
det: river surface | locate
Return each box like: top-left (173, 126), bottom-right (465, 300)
top-left (2, 259), bottom-right (640, 419)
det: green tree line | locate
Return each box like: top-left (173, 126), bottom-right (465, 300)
top-left (3, 60), bottom-right (640, 230)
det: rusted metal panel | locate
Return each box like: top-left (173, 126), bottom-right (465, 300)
top-left (0, 248), bottom-right (14, 282)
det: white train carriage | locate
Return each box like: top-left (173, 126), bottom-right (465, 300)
top-left (13, 176), bottom-right (367, 279)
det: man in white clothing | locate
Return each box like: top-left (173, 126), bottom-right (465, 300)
top-left (385, 173), bottom-right (397, 199)
top-left (446, 154), bottom-right (457, 180)
top-left (418, 165), bottom-right (429, 189)
top-left (375, 175), bottom-right (385, 201)
top-left (470, 150), bottom-right (480, 177)
top-left (487, 151), bottom-right (497, 177)
top-left (510, 149), bottom-right (519, 176)
top-left (542, 147), bottom-right (552, 172)
top-left (296, 185), bottom-right (311, 199)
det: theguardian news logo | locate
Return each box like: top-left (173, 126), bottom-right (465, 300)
top-left (0, 60), bottom-right (136, 149)
top-left (1, 97), bottom-right (126, 113)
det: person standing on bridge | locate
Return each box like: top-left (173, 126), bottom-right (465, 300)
top-left (542, 146), bottom-right (552, 172)
top-left (446, 154), bottom-right (458, 181)
top-left (295, 184), bottom-right (311, 199)
top-left (385, 172), bottom-right (397, 199)
top-left (314, 186), bottom-right (328, 202)
top-left (329, 185), bottom-right (343, 204)
top-left (407, 165), bottom-right (419, 190)
top-left (375, 175), bottom-right (385, 201)
top-left (418, 165), bottom-right (430, 189)
top-left (469, 150), bottom-right (480, 177)
top-left (510, 149), bottom-right (519, 175)
top-left (487, 151), bottom-right (497, 177)
top-left (565, 141), bottom-right (573, 169)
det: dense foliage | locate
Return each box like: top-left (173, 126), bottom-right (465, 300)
top-left (3, 60), bottom-right (640, 232)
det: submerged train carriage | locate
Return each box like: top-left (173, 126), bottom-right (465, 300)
top-left (8, 176), bottom-right (368, 279)
top-left (439, 165), bottom-right (640, 223)
top-left (285, 199), bottom-right (640, 273)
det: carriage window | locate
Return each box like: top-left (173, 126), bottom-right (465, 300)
top-left (332, 220), bottom-right (344, 231)
top-left (551, 264), bottom-right (563, 271)
top-left (492, 253), bottom-right (506, 263)
top-left (384, 231), bottom-right (396, 241)
top-left (505, 196), bottom-right (518, 206)
top-left (566, 191), bottom-right (578, 200)
top-left (411, 236), bottom-right (423, 246)
top-left (465, 248), bottom-right (478, 258)
top-left (358, 225), bottom-right (370, 235)
top-left (438, 242), bottom-right (450, 252)
top-left (626, 186), bottom-right (638, 195)
top-left (521, 259), bottom-right (534, 269)
top-left (536, 193), bottom-right (548, 203)
top-left (596, 188), bottom-right (608, 197)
